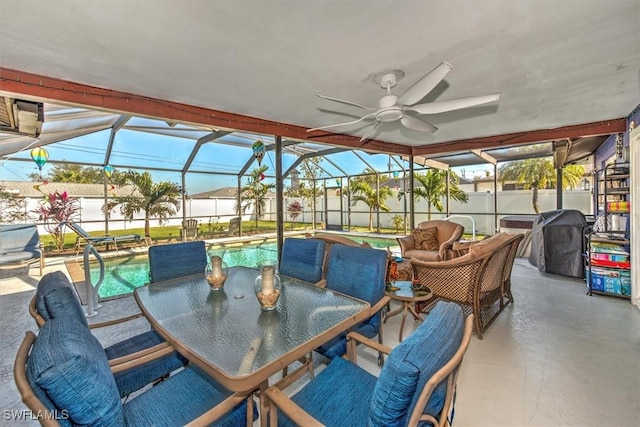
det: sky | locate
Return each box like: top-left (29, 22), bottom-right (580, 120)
top-left (0, 115), bottom-right (492, 194)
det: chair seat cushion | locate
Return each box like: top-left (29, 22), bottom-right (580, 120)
top-left (105, 330), bottom-right (188, 397)
top-left (123, 365), bottom-right (248, 427)
top-left (0, 249), bottom-right (40, 264)
top-left (316, 317), bottom-right (380, 360)
top-left (278, 357), bottom-right (377, 427)
top-left (404, 249), bottom-right (441, 262)
top-left (27, 317), bottom-right (124, 427)
top-left (369, 302), bottom-right (464, 425)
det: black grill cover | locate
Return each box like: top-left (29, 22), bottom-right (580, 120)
top-left (528, 209), bottom-right (587, 278)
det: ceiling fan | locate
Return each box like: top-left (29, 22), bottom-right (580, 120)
top-left (307, 61), bottom-right (501, 143)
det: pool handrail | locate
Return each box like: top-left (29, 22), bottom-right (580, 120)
top-left (443, 215), bottom-right (477, 241)
top-left (83, 243), bottom-right (104, 317)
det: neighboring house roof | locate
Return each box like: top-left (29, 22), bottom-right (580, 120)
top-left (0, 181), bottom-right (139, 197)
top-left (191, 187), bottom-right (277, 199)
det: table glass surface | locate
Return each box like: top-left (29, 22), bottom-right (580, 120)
top-left (135, 266), bottom-right (368, 378)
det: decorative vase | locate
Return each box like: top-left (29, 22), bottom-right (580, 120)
top-left (254, 265), bottom-right (281, 311)
top-left (205, 255), bottom-right (228, 290)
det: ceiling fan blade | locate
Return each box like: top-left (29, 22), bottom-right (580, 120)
top-left (316, 94), bottom-right (375, 110)
top-left (307, 112), bottom-right (377, 133)
top-left (360, 122), bottom-right (382, 143)
top-left (407, 93), bottom-right (501, 115)
top-left (400, 115), bottom-right (438, 133)
top-left (397, 62), bottom-right (453, 106)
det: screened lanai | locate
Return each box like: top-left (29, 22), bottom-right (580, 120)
top-left (0, 98), bottom-right (613, 255)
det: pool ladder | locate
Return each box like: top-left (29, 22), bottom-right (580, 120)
top-left (83, 243), bottom-right (105, 317)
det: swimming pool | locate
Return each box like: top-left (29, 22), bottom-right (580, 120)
top-left (87, 235), bottom-right (399, 299)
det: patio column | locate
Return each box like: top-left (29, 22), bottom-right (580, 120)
top-left (275, 136), bottom-right (284, 260)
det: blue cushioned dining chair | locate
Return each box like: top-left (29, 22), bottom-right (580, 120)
top-left (148, 240), bottom-right (208, 283)
top-left (315, 244), bottom-right (389, 363)
top-left (29, 271), bottom-right (187, 398)
top-left (279, 238), bottom-right (326, 285)
top-left (15, 316), bottom-right (252, 427)
top-left (265, 302), bottom-right (473, 427)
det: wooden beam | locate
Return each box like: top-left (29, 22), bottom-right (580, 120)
top-left (412, 119), bottom-right (626, 156)
top-left (471, 149), bottom-right (497, 165)
top-left (0, 67), bottom-right (411, 155)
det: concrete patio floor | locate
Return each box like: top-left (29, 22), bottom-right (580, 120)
top-left (1, 256), bottom-right (639, 426)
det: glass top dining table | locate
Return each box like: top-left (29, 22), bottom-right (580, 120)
top-left (134, 266), bottom-right (371, 393)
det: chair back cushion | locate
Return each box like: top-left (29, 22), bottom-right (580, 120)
top-left (279, 238), bottom-right (326, 283)
top-left (149, 241), bottom-right (207, 282)
top-left (27, 317), bottom-right (124, 427)
top-left (35, 271), bottom-right (88, 328)
top-left (318, 245), bottom-right (388, 359)
top-left (0, 223), bottom-right (40, 252)
top-left (369, 302), bottom-right (464, 425)
top-left (468, 232), bottom-right (514, 258)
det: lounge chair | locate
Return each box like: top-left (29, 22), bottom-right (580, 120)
top-left (63, 221), bottom-right (144, 254)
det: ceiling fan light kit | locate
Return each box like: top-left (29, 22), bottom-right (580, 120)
top-left (308, 61), bottom-right (501, 143)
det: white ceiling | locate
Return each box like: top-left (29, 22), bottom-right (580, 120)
top-left (1, 1), bottom-right (639, 150)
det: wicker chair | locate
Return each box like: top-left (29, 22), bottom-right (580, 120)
top-left (411, 233), bottom-right (524, 339)
top-left (397, 220), bottom-right (464, 262)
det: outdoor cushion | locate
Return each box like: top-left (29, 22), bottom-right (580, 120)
top-left (27, 317), bottom-right (124, 427)
top-left (277, 356), bottom-right (377, 427)
top-left (276, 302), bottom-right (464, 426)
top-left (34, 271), bottom-right (188, 398)
top-left (148, 241), bottom-right (208, 282)
top-left (124, 365), bottom-right (250, 427)
top-left (279, 238), bottom-right (325, 284)
top-left (35, 271), bottom-right (89, 328)
top-left (413, 227), bottom-right (439, 251)
top-left (468, 232), bottom-right (513, 258)
top-left (106, 330), bottom-right (188, 398)
top-left (369, 301), bottom-right (464, 425)
top-left (318, 244), bottom-right (387, 359)
top-left (0, 249), bottom-right (41, 264)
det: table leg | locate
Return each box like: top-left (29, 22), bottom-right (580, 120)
top-left (259, 381), bottom-right (269, 427)
top-left (384, 304), bottom-right (404, 323)
top-left (408, 304), bottom-right (423, 321)
top-left (398, 302), bottom-right (410, 342)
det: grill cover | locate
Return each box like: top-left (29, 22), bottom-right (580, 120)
top-left (529, 209), bottom-right (587, 278)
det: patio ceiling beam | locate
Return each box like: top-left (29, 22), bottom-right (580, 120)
top-left (402, 155), bottom-right (449, 170)
top-left (470, 149), bottom-right (497, 165)
top-left (0, 67), bottom-right (411, 155)
top-left (411, 119), bottom-right (626, 156)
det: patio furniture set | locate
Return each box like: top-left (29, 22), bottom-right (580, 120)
top-left (13, 233), bottom-right (483, 426)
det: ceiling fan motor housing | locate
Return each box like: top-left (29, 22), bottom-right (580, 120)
top-left (377, 94), bottom-right (403, 122)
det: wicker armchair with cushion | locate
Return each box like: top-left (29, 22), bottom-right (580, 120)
top-left (397, 220), bottom-right (464, 262)
top-left (411, 232), bottom-right (524, 339)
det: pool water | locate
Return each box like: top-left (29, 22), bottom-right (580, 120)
top-left (89, 235), bottom-right (398, 299)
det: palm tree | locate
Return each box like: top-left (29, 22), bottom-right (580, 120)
top-left (236, 165), bottom-right (275, 232)
top-left (498, 158), bottom-right (585, 213)
top-left (413, 169), bottom-right (468, 220)
top-left (112, 170), bottom-right (182, 237)
top-left (349, 169), bottom-right (394, 231)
